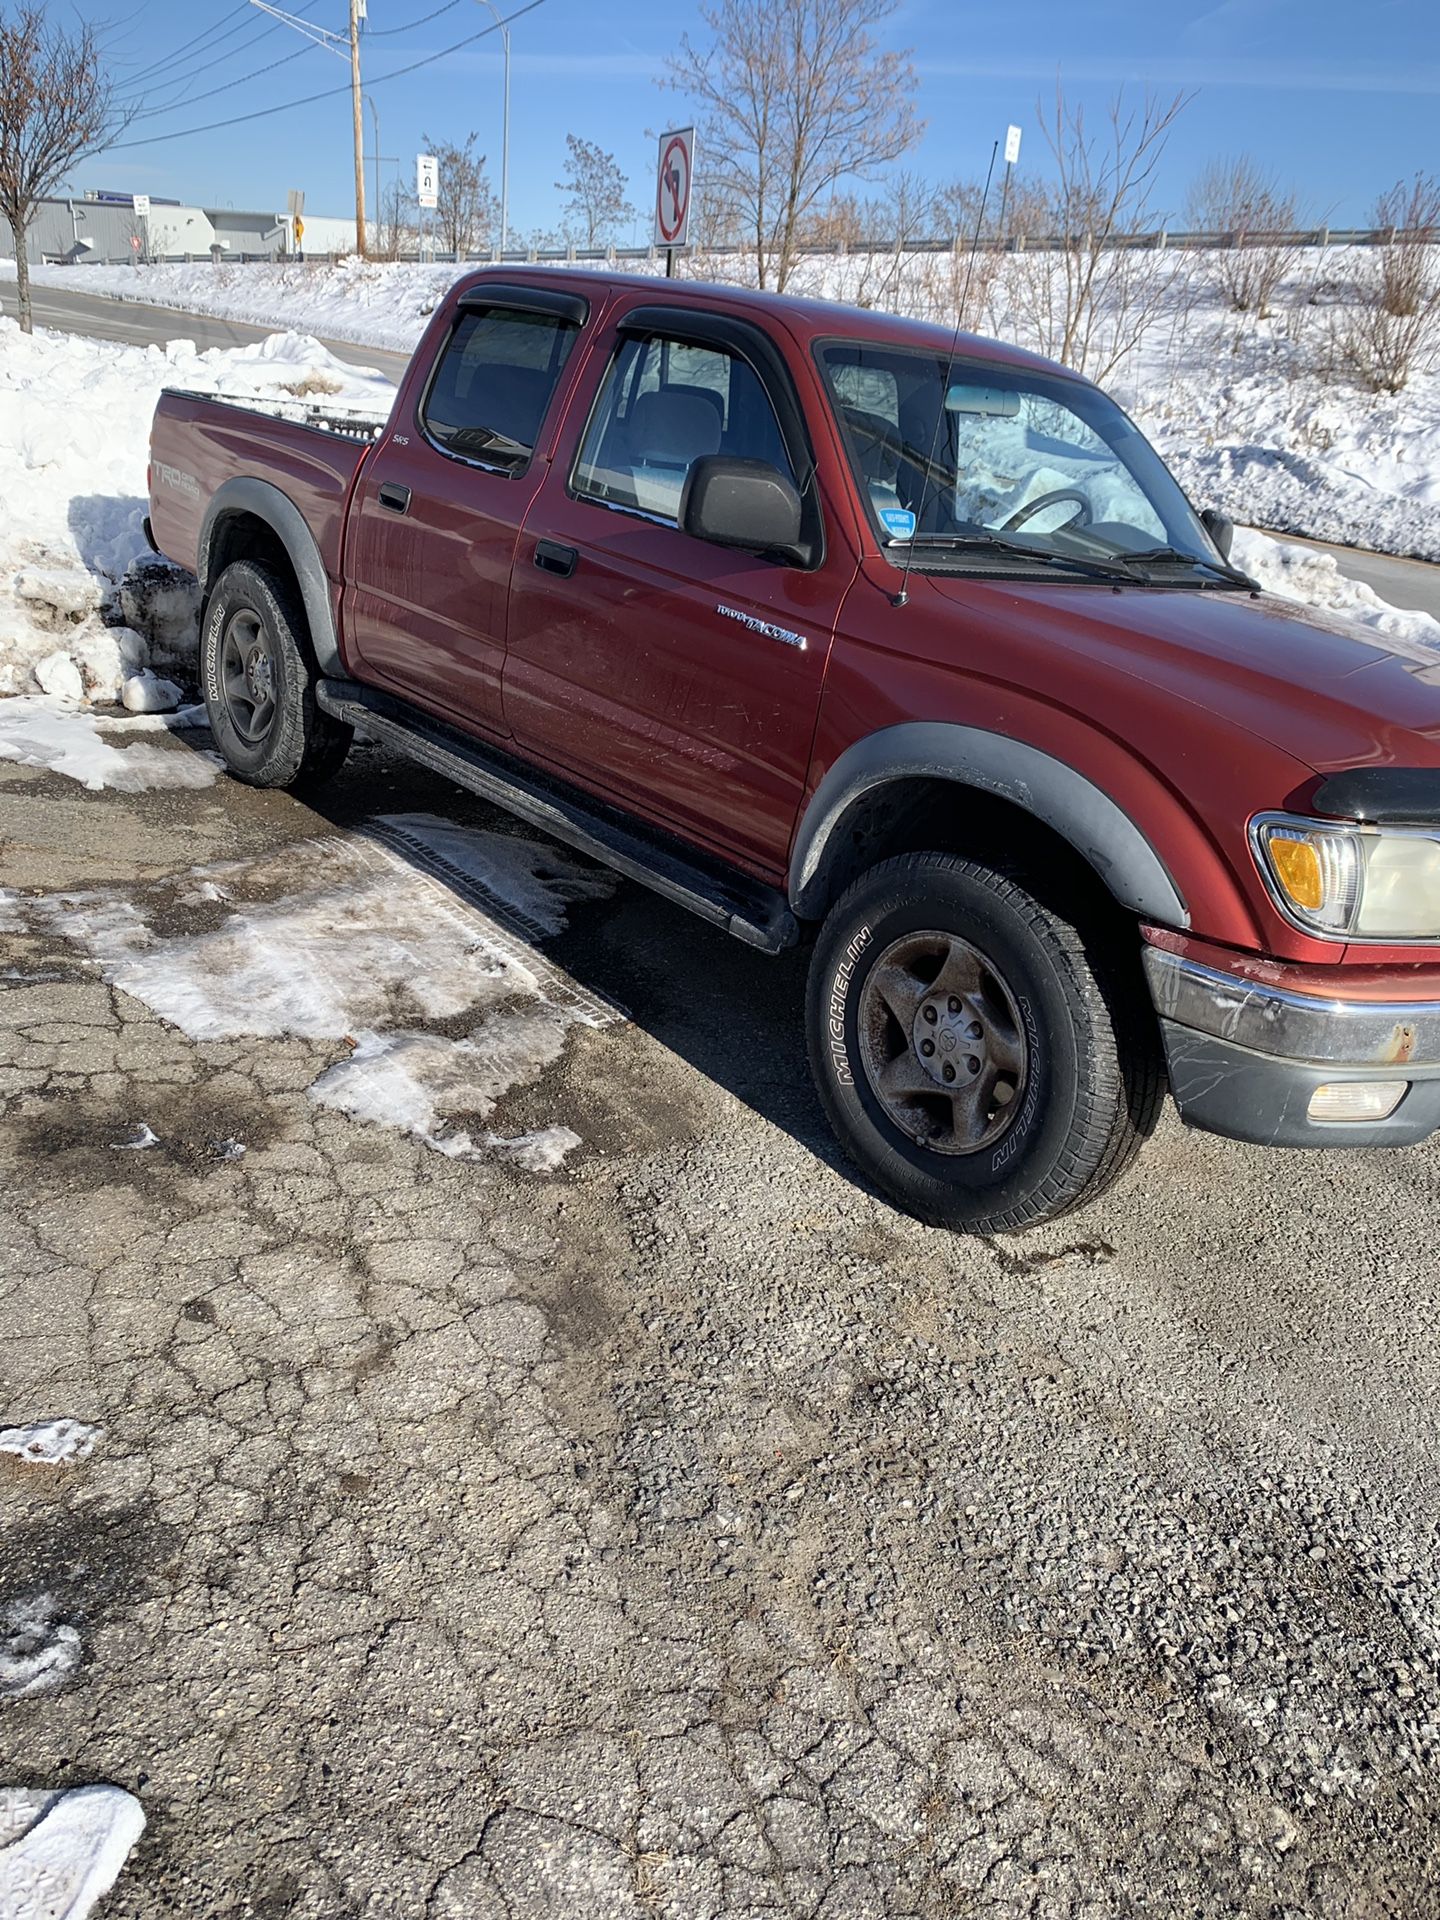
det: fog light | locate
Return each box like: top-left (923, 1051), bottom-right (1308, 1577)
top-left (1307, 1081), bottom-right (1407, 1123)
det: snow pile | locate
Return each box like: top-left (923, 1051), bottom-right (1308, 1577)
top-left (0, 696), bottom-right (220, 789)
top-left (0, 1598), bottom-right (81, 1699)
top-left (0, 1419), bottom-right (104, 1465)
top-left (0, 317), bottom-right (394, 702)
top-left (24, 817), bottom-right (616, 1168)
top-left (0, 1786), bottom-right (145, 1920)
top-left (1235, 526), bottom-right (1440, 662)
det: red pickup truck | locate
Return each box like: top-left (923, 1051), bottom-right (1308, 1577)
top-left (147, 266), bottom-right (1440, 1232)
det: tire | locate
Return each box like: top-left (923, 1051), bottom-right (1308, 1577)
top-left (806, 853), bottom-right (1162, 1234)
top-left (201, 559), bottom-right (351, 789)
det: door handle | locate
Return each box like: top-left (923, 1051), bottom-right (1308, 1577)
top-left (533, 539), bottom-right (578, 579)
top-left (378, 482), bottom-right (411, 514)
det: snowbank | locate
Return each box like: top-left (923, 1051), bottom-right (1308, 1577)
top-left (11, 246), bottom-right (1438, 562)
top-left (0, 318), bottom-right (393, 702)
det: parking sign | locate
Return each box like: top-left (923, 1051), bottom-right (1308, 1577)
top-left (416, 153), bottom-right (439, 210)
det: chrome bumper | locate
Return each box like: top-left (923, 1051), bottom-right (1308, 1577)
top-left (1143, 946), bottom-right (1440, 1148)
top-left (1143, 947), bottom-right (1439, 1067)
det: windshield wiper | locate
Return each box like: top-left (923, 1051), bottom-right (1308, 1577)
top-left (1114, 544), bottom-right (1259, 589)
top-left (893, 532), bottom-right (1140, 585)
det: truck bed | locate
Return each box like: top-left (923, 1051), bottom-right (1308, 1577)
top-left (148, 386), bottom-right (385, 583)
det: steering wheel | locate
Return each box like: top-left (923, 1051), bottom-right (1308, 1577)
top-left (1002, 489), bottom-right (1092, 534)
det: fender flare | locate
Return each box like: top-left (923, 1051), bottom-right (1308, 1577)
top-left (788, 722), bottom-right (1190, 927)
top-left (198, 477), bottom-right (342, 676)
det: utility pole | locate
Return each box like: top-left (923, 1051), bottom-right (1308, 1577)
top-left (249, 0), bottom-right (367, 255)
top-left (349, 0), bottom-right (366, 255)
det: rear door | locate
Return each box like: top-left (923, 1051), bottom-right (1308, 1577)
top-left (503, 305), bottom-right (859, 877)
top-left (341, 282), bottom-right (592, 738)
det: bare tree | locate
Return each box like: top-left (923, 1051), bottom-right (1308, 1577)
top-left (0, 5), bottom-right (128, 333)
top-left (1186, 154), bottom-right (1300, 316)
top-left (1330, 174), bottom-right (1440, 392)
top-left (421, 131), bottom-right (498, 256)
top-left (1002, 84), bottom-right (1195, 381)
top-left (556, 134), bottom-right (635, 250)
top-left (665, 0), bottom-right (921, 292)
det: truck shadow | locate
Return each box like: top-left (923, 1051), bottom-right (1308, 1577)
top-left (299, 742), bottom-right (847, 1181)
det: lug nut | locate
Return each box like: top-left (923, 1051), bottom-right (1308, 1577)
top-left (948, 997), bottom-right (960, 1013)
top-left (923, 1004), bottom-right (937, 1024)
top-left (943, 1063), bottom-right (955, 1083)
top-left (966, 1021), bottom-right (983, 1040)
top-left (967, 1055), bottom-right (981, 1074)
top-left (920, 1039), bottom-right (935, 1057)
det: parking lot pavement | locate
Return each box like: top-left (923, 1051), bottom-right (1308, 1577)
top-left (2, 730), bottom-right (1439, 1920)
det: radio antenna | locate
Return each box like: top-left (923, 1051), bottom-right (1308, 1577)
top-left (892, 136), bottom-right (999, 610)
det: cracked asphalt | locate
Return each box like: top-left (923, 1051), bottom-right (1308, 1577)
top-left (2, 730), bottom-right (1439, 1920)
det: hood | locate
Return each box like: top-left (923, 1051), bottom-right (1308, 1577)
top-left (919, 574), bottom-right (1440, 776)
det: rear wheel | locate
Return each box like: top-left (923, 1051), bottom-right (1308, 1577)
top-left (806, 852), bottom-right (1161, 1233)
top-left (201, 559), bottom-right (351, 788)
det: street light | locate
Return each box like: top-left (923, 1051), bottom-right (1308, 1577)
top-left (473, 0), bottom-right (513, 257)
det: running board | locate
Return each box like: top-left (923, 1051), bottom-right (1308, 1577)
top-left (316, 679), bottom-right (799, 953)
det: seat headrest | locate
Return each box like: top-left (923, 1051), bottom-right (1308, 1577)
top-left (629, 387), bottom-right (723, 465)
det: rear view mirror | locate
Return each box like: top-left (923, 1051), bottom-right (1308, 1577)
top-left (1200, 507), bottom-right (1235, 561)
top-left (680, 456), bottom-right (805, 561)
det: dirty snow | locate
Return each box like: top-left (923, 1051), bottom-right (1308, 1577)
top-left (19, 817), bottom-right (616, 1168)
top-left (109, 1122), bottom-right (161, 1150)
top-left (0, 1598), bottom-right (81, 1700)
top-left (0, 1419), bottom-right (104, 1466)
top-left (0, 316), bottom-right (393, 701)
top-left (0, 1785), bottom-right (145, 1920)
top-left (0, 697), bottom-right (221, 790)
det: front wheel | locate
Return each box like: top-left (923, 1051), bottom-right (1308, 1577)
top-left (201, 559), bottom-right (351, 788)
top-left (806, 853), bottom-right (1161, 1233)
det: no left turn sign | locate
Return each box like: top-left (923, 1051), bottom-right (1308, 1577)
top-left (654, 126), bottom-right (695, 249)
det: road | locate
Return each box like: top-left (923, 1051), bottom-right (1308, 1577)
top-left (7, 278), bottom-right (1439, 618)
top-left (0, 276), bottom-right (413, 384)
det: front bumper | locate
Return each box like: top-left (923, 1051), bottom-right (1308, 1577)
top-left (1144, 944), bottom-right (1440, 1148)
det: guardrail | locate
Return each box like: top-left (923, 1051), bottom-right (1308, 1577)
top-left (40, 226), bottom-right (1440, 270)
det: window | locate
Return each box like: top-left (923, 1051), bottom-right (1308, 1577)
top-left (572, 332), bottom-right (796, 523)
top-left (818, 341), bottom-right (1206, 564)
top-left (420, 305), bottom-right (577, 472)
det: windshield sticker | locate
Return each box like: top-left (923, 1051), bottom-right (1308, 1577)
top-left (879, 507), bottom-right (916, 542)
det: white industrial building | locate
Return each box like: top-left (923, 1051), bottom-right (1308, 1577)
top-left (2, 192), bottom-right (358, 264)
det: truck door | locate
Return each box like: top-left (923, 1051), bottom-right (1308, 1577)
top-left (503, 307), bottom-right (857, 878)
top-left (341, 282), bottom-right (591, 738)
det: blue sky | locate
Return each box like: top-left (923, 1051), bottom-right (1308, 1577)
top-left (79, 0), bottom-right (1440, 237)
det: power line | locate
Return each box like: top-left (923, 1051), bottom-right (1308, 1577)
top-left (120, 35), bottom-right (325, 120)
top-left (366, 0), bottom-right (463, 35)
top-left (106, 0), bottom-right (542, 150)
top-left (114, 0), bottom-right (325, 108)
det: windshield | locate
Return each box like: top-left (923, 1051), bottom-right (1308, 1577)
top-left (818, 340), bottom-right (1216, 572)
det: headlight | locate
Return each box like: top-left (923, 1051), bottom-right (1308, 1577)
top-left (1253, 814), bottom-right (1440, 940)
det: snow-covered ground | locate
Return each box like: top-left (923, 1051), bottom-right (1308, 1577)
top-left (0, 1785), bottom-right (145, 1919)
top-left (8, 245), bottom-right (1440, 560)
top-left (0, 316), bottom-right (391, 704)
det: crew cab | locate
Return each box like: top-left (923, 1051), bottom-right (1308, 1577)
top-left (146, 267), bottom-right (1440, 1231)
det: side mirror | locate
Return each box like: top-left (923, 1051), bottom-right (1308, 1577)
top-left (680, 456), bottom-right (806, 562)
top-left (1200, 507), bottom-right (1234, 562)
